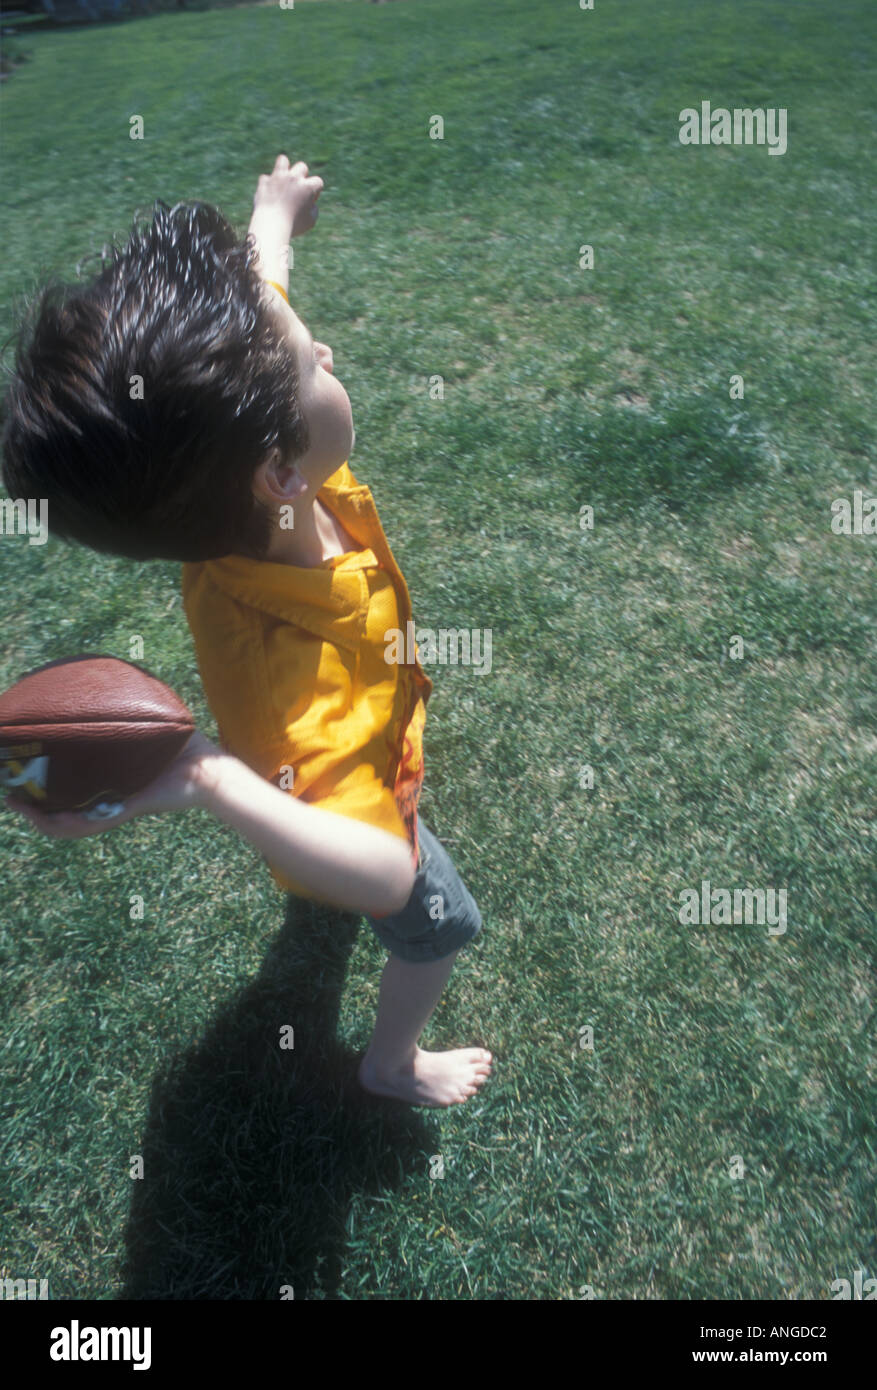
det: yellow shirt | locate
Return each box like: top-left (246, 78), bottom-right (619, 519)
top-left (180, 460), bottom-right (433, 902)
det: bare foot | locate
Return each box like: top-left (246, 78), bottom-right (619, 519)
top-left (357, 1046), bottom-right (493, 1108)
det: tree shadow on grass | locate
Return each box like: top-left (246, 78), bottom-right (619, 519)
top-left (120, 897), bottom-right (431, 1300)
top-left (548, 390), bottom-right (770, 515)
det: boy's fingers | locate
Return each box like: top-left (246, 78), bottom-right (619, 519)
top-left (274, 153), bottom-right (291, 170)
top-left (8, 802), bottom-right (76, 835)
top-left (5, 793), bottom-right (130, 838)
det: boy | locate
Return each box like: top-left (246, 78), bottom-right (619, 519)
top-left (2, 154), bottom-right (492, 1108)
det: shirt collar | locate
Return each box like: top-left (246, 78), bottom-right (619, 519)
top-left (196, 468), bottom-right (392, 652)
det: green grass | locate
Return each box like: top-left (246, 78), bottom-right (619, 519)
top-left (0, 0), bottom-right (875, 1300)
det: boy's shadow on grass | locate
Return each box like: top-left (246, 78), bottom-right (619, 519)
top-left (121, 898), bottom-right (431, 1300)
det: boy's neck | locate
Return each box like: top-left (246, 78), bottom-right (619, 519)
top-left (261, 495), bottom-right (360, 568)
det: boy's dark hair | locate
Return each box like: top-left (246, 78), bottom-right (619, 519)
top-left (1, 201), bottom-right (308, 562)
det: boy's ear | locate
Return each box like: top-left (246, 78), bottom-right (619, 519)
top-left (251, 446), bottom-right (283, 505)
top-left (252, 447), bottom-right (308, 504)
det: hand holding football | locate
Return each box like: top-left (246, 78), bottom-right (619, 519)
top-left (0, 655), bottom-right (199, 817)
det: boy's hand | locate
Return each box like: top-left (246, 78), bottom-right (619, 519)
top-left (4, 732), bottom-right (223, 840)
top-left (252, 154), bottom-right (324, 241)
top-left (6, 729), bottom-right (416, 916)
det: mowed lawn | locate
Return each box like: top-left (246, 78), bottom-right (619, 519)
top-left (0, 0), bottom-right (874, 1299)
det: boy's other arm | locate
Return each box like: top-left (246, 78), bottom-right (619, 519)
top-left (202, 753), bottom-right (416, 915)
top-left (7, 737), bottom-right (416, 917)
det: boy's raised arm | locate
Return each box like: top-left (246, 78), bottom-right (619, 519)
top-left (247, 153), bottom-right (323, 295)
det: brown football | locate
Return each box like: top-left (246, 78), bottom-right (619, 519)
top-left (0, 655), bottom-right (195, 814)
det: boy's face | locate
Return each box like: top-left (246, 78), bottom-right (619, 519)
top-left (265, 291), bottom-right (355, 492)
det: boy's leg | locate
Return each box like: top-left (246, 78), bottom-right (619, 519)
top-left (358, 823), bottom-right (491, 1107)
top-left (358, 949), bottom-right (492, 1107)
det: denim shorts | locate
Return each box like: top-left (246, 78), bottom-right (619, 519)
top-left (364, 821), bottom-right (482, 963)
